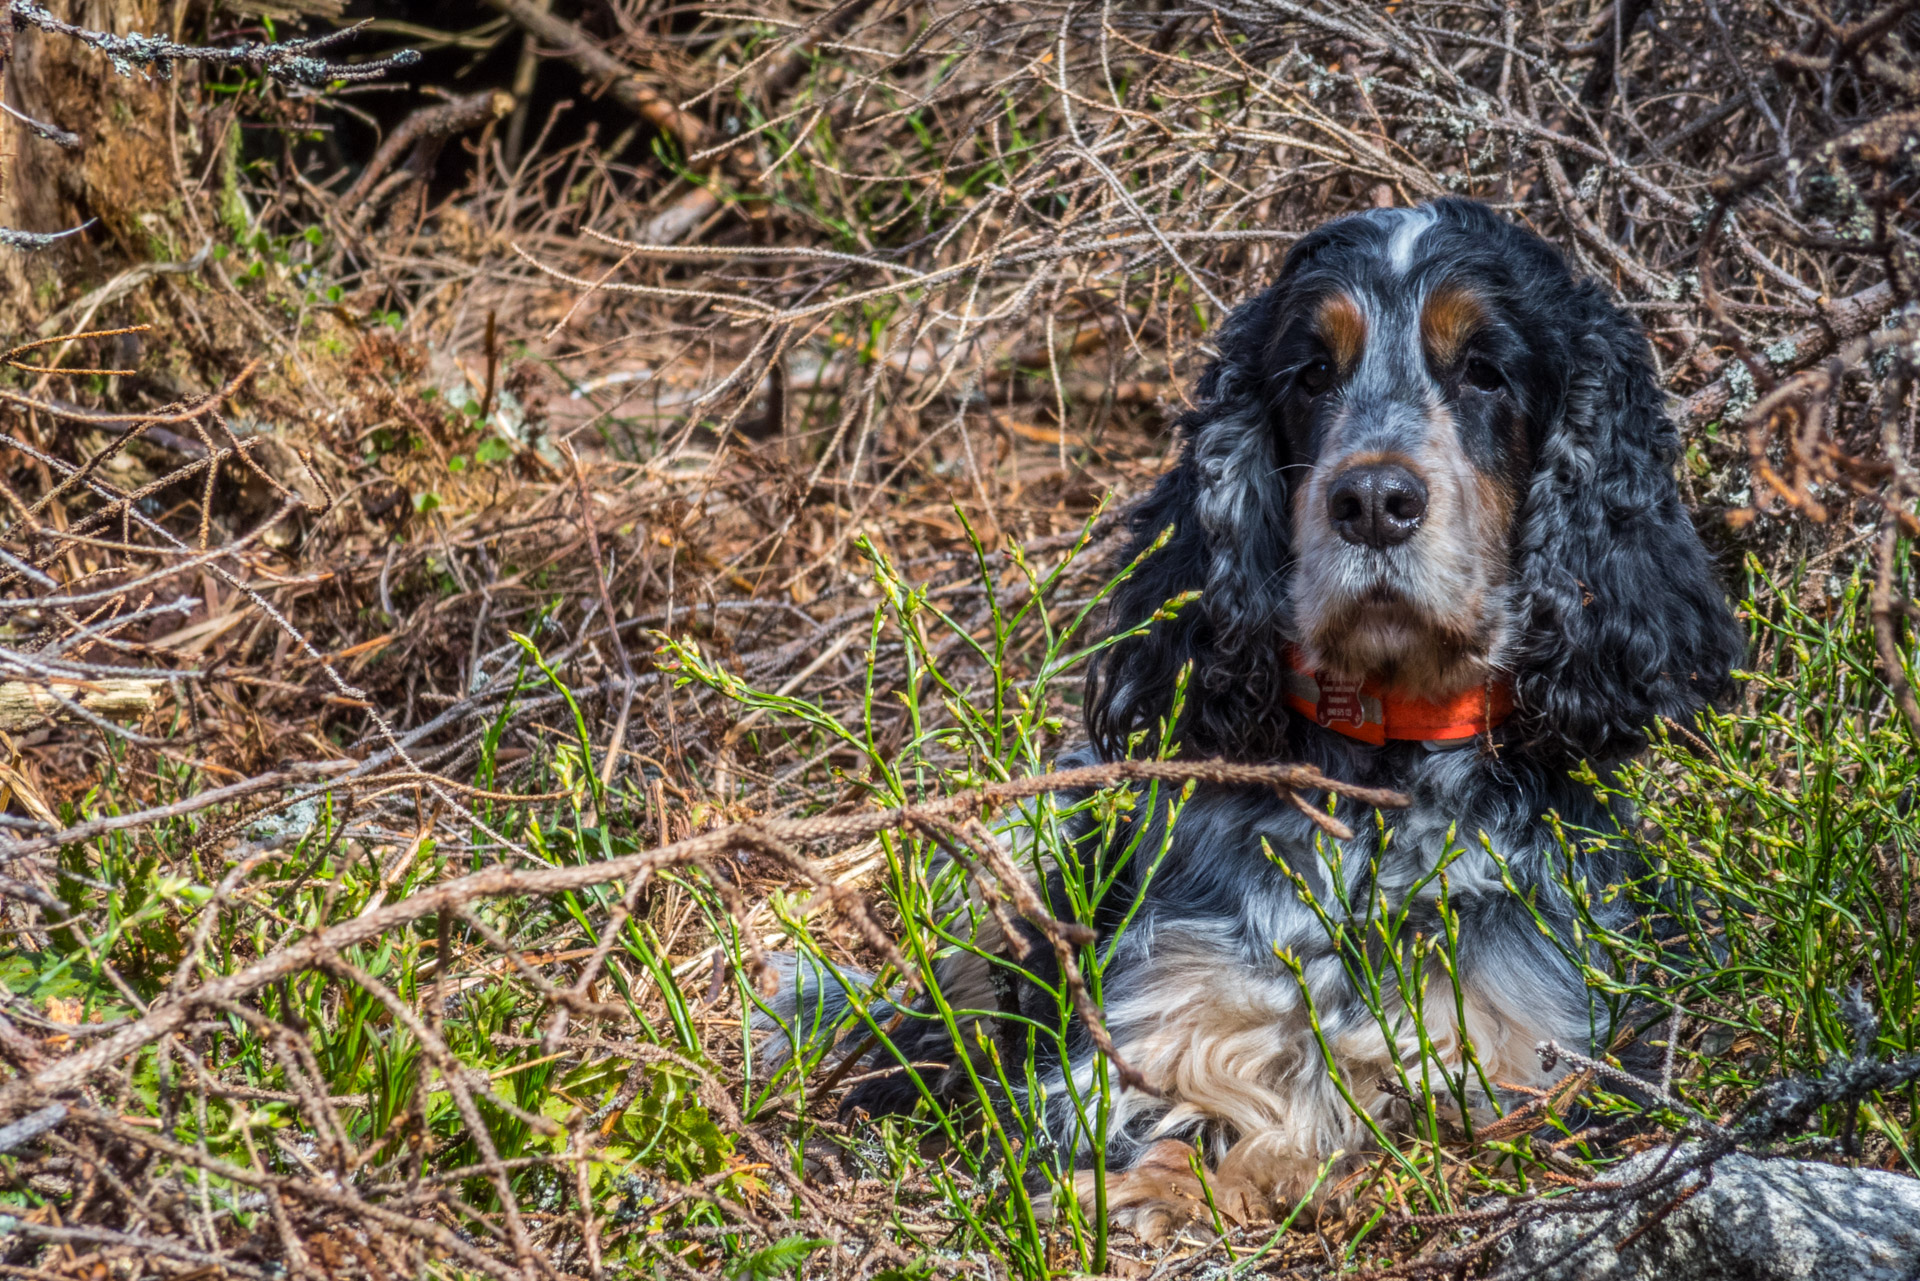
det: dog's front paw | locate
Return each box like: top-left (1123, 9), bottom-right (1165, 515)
top-left (1080, 1140), bottom-right (1273, 1246)
top-left (1110, 1197), bottom-right (1199, 1246)
top-left (1205, 1169), bottom-right (1275, 1227)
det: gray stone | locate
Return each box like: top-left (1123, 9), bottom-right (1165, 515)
top-left (1495, 1144), bottom-right (1920, 1280)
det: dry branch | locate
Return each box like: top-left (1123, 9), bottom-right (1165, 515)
top-left (341, 88), bottom-right (516, 224)
top-left (483, 0), bottom-right (707, 150)
top-left (0, 676), bottom-right (164, 731)
top-left (9, 757), bottom-right (1401, 1106)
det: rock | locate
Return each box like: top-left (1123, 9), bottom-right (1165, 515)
top-left (1495, 1144), bottom-right (1920, 1280)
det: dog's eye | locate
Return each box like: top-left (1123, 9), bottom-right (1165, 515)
top-left (1299, 358), bottom-right (1334, 395)
top-left (1463, 357), bottom-right (1503, 392)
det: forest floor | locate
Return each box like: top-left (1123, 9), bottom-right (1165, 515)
top-left (2, 1), bottom-right (1920, 1278)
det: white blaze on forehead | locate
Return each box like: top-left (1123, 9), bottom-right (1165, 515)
top-left (1385, 206), bottom-right (1437, 274)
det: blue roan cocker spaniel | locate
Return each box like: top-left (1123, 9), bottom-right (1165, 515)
top-left (772, 198), bottom-right (1742, 1239)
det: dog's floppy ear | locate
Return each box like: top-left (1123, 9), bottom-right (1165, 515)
top-left (1085, 464), bottom-right (1209, 758)
top-left (1087, 289), bottom-right (1298, 760)
top-left (1508, 285), bottom-right (1743, 765)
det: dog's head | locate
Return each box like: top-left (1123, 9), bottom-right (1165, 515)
top-left (1089, 198), bottom-right (1742, 766)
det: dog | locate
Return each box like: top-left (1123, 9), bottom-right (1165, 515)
top-left (769, 198), bottom-right (1742, 1240)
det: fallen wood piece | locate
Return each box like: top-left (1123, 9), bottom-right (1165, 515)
top-left (341, 88), bottom-right (515, 225)
top-left (0, 678), bottom-right (168, 732)
top-left (1681, 280), bottom-right (1895, 427)
top-left (638, 185), bottom-right (721, 247)
top-left (482, 0), bottom-right (707, 151)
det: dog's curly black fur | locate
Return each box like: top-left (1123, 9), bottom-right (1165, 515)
top-left (776, 198), bottom-right (1743, 1236)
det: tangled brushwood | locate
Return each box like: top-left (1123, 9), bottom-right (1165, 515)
top-left (0, 0), bottom-right (1919, 1278)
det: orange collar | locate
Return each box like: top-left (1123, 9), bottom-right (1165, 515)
top-left (1283, 646), bottom-right (1513, 746)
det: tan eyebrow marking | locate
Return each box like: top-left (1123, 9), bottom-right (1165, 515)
top-left (1315, 293), bottom-right (1367, 372)
top-left (1421, 285), bottom-right (1487, 368)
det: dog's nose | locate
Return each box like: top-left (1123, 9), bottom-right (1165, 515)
top-left (1327, 463), bottom-right (1428, 548)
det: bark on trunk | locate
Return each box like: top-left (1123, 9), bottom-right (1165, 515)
top-left (0, 0), bottom-right (180, 322)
